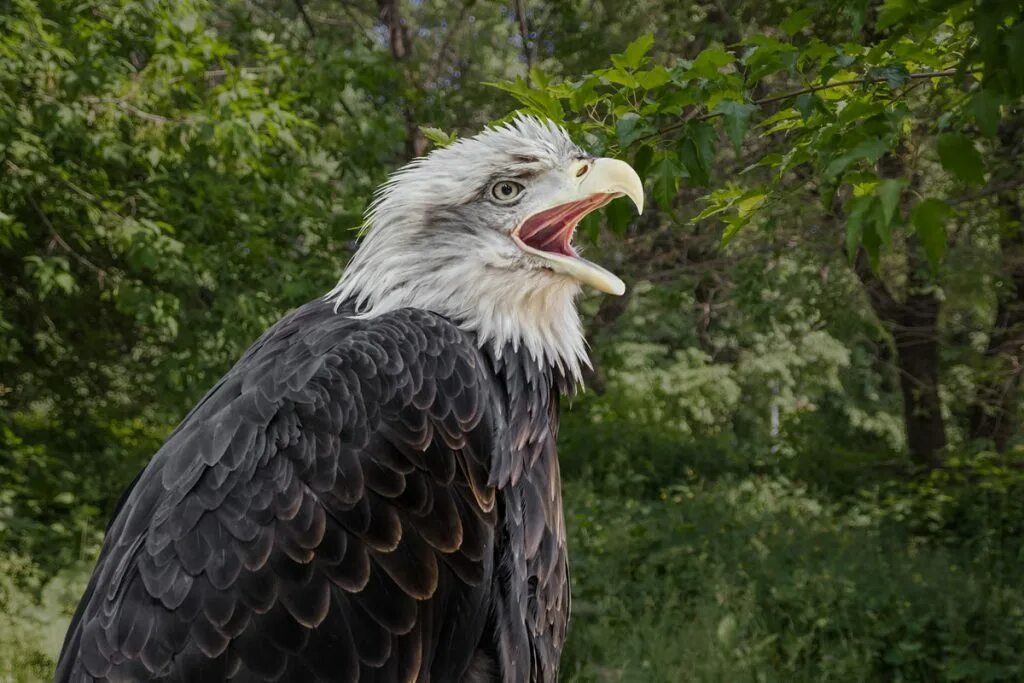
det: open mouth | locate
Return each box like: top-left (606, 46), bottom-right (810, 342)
top-left (508, 157), bottom-right (643, 296)
top-left (512, 191), bottom-right (626, 295)
top-left (513, 193), bottom-right (617, 258)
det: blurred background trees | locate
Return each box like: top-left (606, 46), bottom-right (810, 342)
top-left (2, 0), bottom-right (1023, 680)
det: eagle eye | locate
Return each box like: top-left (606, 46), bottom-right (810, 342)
top-left (490, 180), bottom-right (525, 203)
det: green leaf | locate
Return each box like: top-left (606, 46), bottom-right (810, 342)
top-left (420, 126), bottom-right (458, 148)
top-left (632, 144), bottom-right (654, 179)
top-left (486, 78), bottom-right (564, 120)
top-left (868, 65), bottom-right (909, 88)
top-left (714, 101), bottom-right (757, 149)
top-left (688, 48), bottom-right (733, 79)
top-left (600, 67), bottom-right (640, 88)
top-left (877, 0), bottom-right (915, 28)
top-left (912, 198), bottom-right (951, 269)
top-left (721, 216), bottom-right (746, 245)
top-left (825, 138), bottom-right (889, 178)
top-left (656, 90), bottom-right (700, 115)
top-left (616, 113), bottom-right (648, 147)
top-left (636, 66), bottom-right (671, 90)
top-left (968, 91), bottom-right (1003, 138)
top-left (794, 93), bottom-right (822, 120)
top-left (780, 8), bottom-right (813, 35)
top-left (569, 76), bottom-right (601, 111)
top-left (605, 196), bottom-right (634, 235)
top-left (694, 185), bottom-right (744, 222)
top-left (845, 195), bottom-right (874, 263)
top-left (529, 67), bottom-right (550, 89)
top-left (736, 192), bottom-right (766, 218)
top-left (621, 33), bottom-right (654, 69)
top-left (680, 122), bottom-right (715, 187)
top-left (649, 156), bottom-right (683, 210)
top-left (937, 133), bottom-right (984, 184)
top-left (876, 178), bottom-right (905, 227)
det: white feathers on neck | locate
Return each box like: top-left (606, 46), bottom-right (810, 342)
top-left (327, 237), bottom-right (588, 382)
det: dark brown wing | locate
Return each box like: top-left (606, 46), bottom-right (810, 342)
top-left (55, 300), bottom-right (503, 682)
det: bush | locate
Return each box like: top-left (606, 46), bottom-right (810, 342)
top-left (0, 555), bottom-right (89, 681)
top-left (561, 472), bottom-right (1024, 682)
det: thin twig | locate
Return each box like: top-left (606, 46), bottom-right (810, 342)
top-left (82, 97), bottom-right (191, 125)
top-left (204, 66), bottom-right (274, 78)
top-left (26, 193), bottom-right (109, 283)
top-left (308, 8), bottom-right (376, 49)
top-left (430, 0), bottom-right (476, 83)
top-left (294, 0), bottom-right (316, 36)
top-left (514, 0), bottom-right (533, 83)
top-left (640, 67), bottom-right (981, 142)
top-left (754, 68), bottom-right (972, 106)
top-left (949, 180), bottom-right (1024, 206)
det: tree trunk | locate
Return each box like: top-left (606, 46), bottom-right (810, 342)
top-left (855, 243), bottom-right (946, 467)
top-left (968, 194), bottom-right (1024, 450)
top-left (376, 0), bottom-right (428, 159)
top-left (893, 283), bottom-right (946, 464)
top-left (966, 115), bottom-right (1024, 450)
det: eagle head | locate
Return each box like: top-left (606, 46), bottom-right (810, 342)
top-left (328, 114), bottom-right (643, 382)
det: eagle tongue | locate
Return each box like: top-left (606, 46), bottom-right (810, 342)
top-left (519, 201), bottom-right (590, 255)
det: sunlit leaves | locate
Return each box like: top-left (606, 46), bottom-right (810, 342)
top-left (487, 77), bottom-right (564, 121)
top-left (844, 178), bottom-right (909, 268)
top-left (635, 66), bottom-right (671, 90)
top-left (692, 185), bottom-right (768, 245)
top-left (686, 48), bottom-right (734, 79)
top-left (492, 0), bottom-right (1012, 266)
top-left (24, 255), bottom-right (77, 298)
top-left (420, 126), bottom-right (457, 148)
top-left (615, 33), bottom-right (654, 70)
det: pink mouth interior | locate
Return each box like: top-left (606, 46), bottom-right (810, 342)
top-left (516, 193), bottom-right (617, 257)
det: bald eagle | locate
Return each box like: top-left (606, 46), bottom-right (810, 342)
top-left (56, 115), bottom-right (643, 682)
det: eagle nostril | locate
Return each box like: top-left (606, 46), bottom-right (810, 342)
top-left (575, 164), bottom-right (589, 178)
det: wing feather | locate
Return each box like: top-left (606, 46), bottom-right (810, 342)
top-left (56, 301), bottom-right (501, 682)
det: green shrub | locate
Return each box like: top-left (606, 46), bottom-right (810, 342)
top-left (562, 473), bottom-right (1024, 682)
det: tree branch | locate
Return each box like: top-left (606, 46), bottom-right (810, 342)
top-left (754, 68), bottom-right (973, 107)
top-left (513, 0), bottom-right (534, 83)
top-left (641, 67), bottom-right (982, 142)
top-left (82, 97), bottom-right (192, 125)
top-left (26, 192), bottom-right (110, 284)
top-left (430, 0), bottom-right (476, 83)
top-left (294, 0), bottom-right (316, 36)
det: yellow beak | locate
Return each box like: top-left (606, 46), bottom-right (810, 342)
top-left (514, 157), bottom-right (644, 296)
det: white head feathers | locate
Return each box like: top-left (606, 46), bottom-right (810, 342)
top-left (326, 115), bottom-right (593, 382)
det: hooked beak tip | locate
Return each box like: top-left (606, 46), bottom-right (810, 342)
top-left (581, 157), bottom-right (644, 216)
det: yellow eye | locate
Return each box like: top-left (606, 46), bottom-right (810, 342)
top-left (491, 180), bottom-right (524, 202)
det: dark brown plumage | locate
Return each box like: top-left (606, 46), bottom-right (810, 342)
top-left (56, 299), bottom-right (569, 682)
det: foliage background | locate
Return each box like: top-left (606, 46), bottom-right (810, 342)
top-left (2, 0), bottom-right (1023, 680)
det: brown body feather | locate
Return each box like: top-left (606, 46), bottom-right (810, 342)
top-left (56, 299), bottom-right (568, 682)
